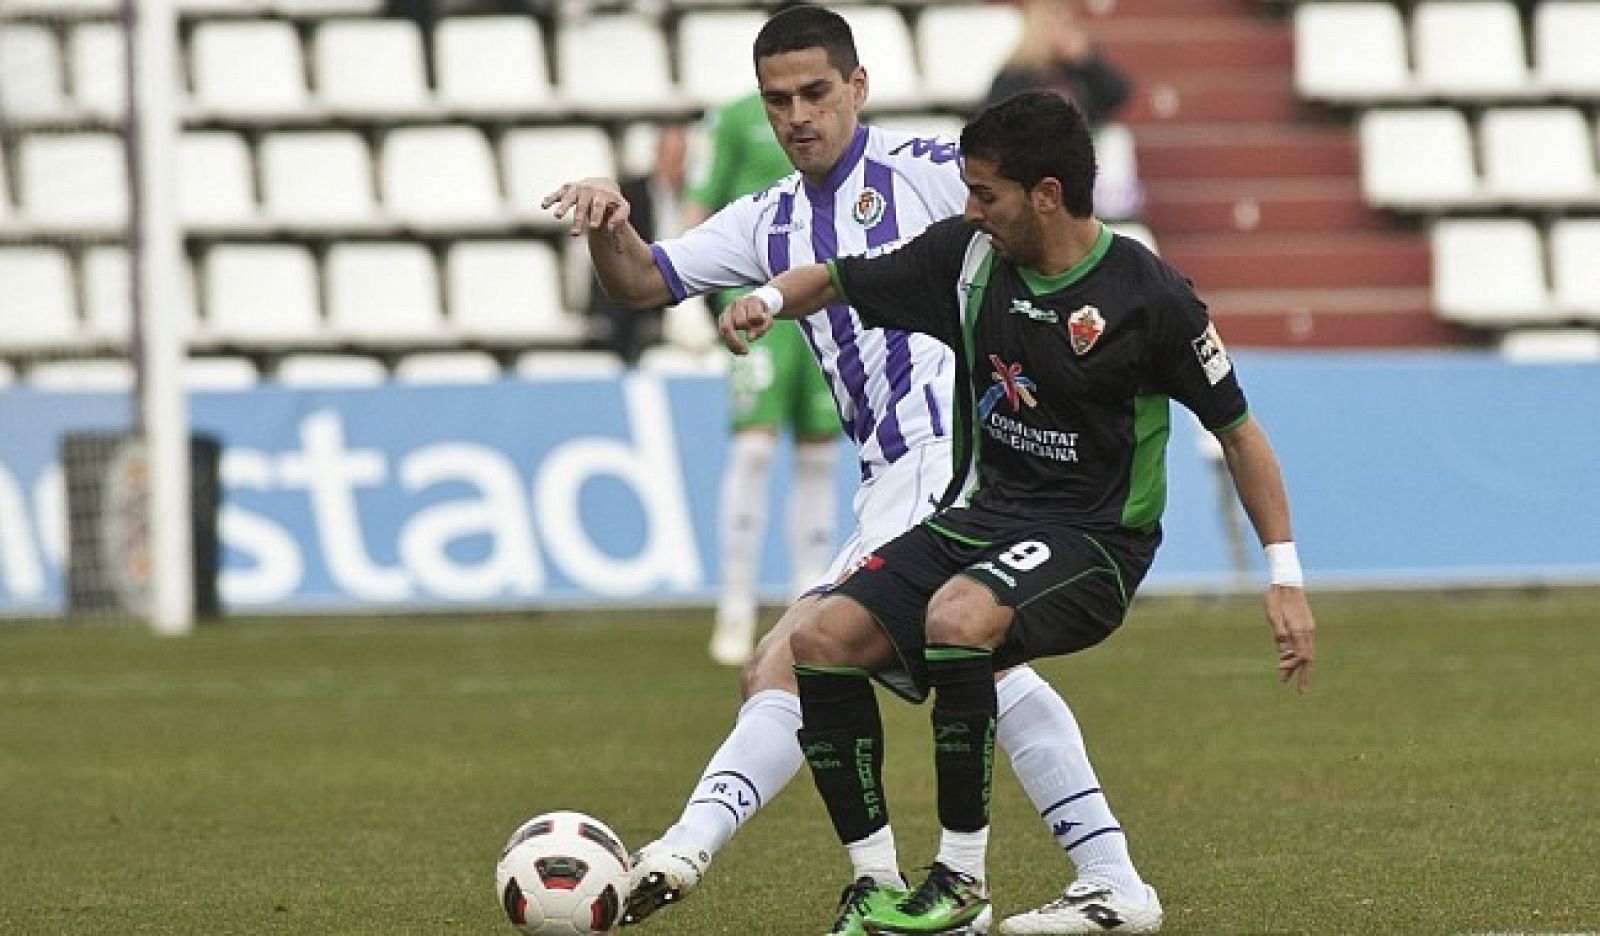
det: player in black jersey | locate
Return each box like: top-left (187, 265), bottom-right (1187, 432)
top-left (720, 91), bottom-right (1316, 935)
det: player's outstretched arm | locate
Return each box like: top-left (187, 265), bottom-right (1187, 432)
top-left (717, 264), bottom-right (837, 354)
top-left (1215, 415), bottom-right (1317, 693)
top-left (541, 177), bottom-right (673, 309)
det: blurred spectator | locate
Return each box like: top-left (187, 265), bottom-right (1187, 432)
top-left (980, 0), bottom-right (1131, 126)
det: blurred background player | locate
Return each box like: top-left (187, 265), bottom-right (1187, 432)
top-left (690, 2), bottom-right (844, 668)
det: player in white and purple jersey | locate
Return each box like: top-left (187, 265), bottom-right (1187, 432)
top-left (543, 7), bottom-right (1154, 933)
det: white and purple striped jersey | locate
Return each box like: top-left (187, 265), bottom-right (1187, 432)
top-left (650, 124), bottom-right (967, 477)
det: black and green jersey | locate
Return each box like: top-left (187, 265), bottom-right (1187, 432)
top-left (829, 216), bottom-right (1249, 536)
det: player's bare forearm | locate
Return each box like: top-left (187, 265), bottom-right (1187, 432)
top-left (717, 265), bottom-right (837, 354)
top-left (541, 177), bottom-right (673, 309)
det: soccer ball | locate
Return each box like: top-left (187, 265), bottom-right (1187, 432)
top-left (495, 811), bottom-right (631, 935)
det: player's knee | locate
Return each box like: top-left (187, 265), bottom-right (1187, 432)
top-left (740, 620), bottom-right (798, 697)
top-left (788, 597), bottom-right (867, 667)
top-left (926, 581), bottom-right (1010, 649)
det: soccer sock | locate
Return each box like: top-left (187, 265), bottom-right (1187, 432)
top-left (659, 689), bottom-right (804, 858)
top-left (795, 666), bottom-right (891, 848)
top-left (935, 827), bottom-right (991, 882)
top-left (717, 431), bottom-right (775, 626)
top-left (787, 441), bottom-right (838, 597)
top-left (927, 645), bottom-right (997, 880)
top-left (845, 825), bottom-right (904, 888)
top-left (995, 667), bottom-right (1147, 901)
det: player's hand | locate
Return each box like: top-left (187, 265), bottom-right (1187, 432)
top-left (541, 178), bottom-right (631, 238)
top-left (1266, 585), bottom-right (1315, 693)
top-left (717, 294), bottom-right (776, 355)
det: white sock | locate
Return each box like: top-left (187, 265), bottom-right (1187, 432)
top-left (717, 431), bottom-right (775, 625)
top-left (846, 825), bottom-right (904, 886)
top-left (996, 668), bottom-right (1147, 902)
top-left (788, 440), bottom-right (838, 596)
top-left (935, 827), bottom-right (990, 882)
top-left (659, 689), bottom-right (803, 857)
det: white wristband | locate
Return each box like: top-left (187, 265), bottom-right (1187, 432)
top-left (1265, 542), bottom-right (1304, 587)
top-left (750, 285), bottom-right (784, 316)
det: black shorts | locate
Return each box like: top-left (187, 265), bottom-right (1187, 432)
top-left (830, 507), bottom-right (1158, 703)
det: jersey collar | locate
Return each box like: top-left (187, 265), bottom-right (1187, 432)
top-left (1017, 222), bottom-right (1114, 296)
top-left (804, 125), bottom-right (870, 201)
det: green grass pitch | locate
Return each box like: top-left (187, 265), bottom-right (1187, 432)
top-left (3, 590), bottom-right (1598, 934)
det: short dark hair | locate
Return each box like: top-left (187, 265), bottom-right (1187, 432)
top-left (752, 3), bottom-right (860, 78)
top-left (961, 91), bottom-right (1097, 218)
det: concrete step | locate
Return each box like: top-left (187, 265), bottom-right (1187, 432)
top-left (1213, 303), bottom-right (1475, 348)
top-left (1124, 71), bottom-right (1308, 124)
top-left (1142, 178), bottom-right (1388, 235)
top-left (1135, 124), bottom-right (1358, 180)
top-left (1095, 18), bottom-right (1292, 71)
top-left (1161, 232), bottom-right (1430, 290)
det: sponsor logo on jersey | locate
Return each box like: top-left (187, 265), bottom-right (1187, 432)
top-left (1067, 306), bottom-right (1106, 356)
top-left (852, 187), bottom-right (887, 228)
top-left (1008, 298), bottom-right (1059, 324)
top-left (980, 355), bottom-right (1039, 419)
top-left (1192, 322), bottom-right (1233, 386)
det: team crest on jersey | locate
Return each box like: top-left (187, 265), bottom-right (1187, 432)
top-left (1192, 322), bottom-right (1233, 386)
top-left (980, 354), bottom-right (1039, 419)
top-left (1067, 306), bottom-right (1106, 356)
top-left (852, 187), bottom-right (887, 228)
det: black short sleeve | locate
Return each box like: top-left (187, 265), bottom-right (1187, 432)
top-left (1145, 274), bottom-right (1249, 431)
top-left (829, 216), bottom-right (976, 348)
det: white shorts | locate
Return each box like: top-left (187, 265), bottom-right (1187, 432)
top-left (809, 440), bottom-right (955, 594)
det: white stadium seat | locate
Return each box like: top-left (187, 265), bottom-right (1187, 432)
top-left (26, 359), bottom-right (135, 391)
top-left (382, 126), bottom-right (503, 226)
top-left (183, 357), bottom-right (261, 390)
top-left (1293, 2), bottom-right (1413, 101)
top-left (1498, 328), bottom-right (1600, 363)
top-left (180, 132), bottom-right (257, 227)
top-left (394, 351), bottom-right (504, 384)
top-left (0, 361), bottom-right (12, 388)
top-left (0, 147), bottom-right (10, 225)
top-left (325, 243), bottom-right (447, 345)
top-left (516, 351), bottom-right (623, 379)
top-left (205, 245), bottom-right (327, 347)
top-left (0, 248), bottom-right (82, 353)
top-left (837, 6), bottom-right (920, 109)
top-left (677, 11), bottom-right (766, 107)
top-left (190, 21), bottom-right (310, 117)
top-left (1432, 219), bottom-right (1552, 326)
top-left (447, 241), bottom-right (584, 343)
top-left (1479, 108), bottom-right (1599, 205)
top-left (1535, 2), bottom-right (1600, 96)
top-left (260, 131), bottom-right (381, 227)
top-left (1549, 220), bottom-right (1600, 320)
top-left (314, 19), bottom-right (431, 116)
top-left (1358, 109), bottom-right (1478, 208)
top-left (0, 26), bottom-right (68, 118)
top-left (557, 15), bottom-right (679, 114)
top-left (502, 127), bottom-right (616, 224)
top-left (274, 354), bottom-right (388, 387)
top-left (917, 4), bottom-right (1024, 107)
top-left (436, 16), bottom-right (557, 114)
top-left (18, 133), bottom-right (128, 227)
top-left (1093, 123), bottom-right (1143, 220)
top-left (82, 247), bottom-right (203, 348)
top-left (69, 23), bottom-right (128, 118)
top-left (1412, 1), bottom-right (1532, 98)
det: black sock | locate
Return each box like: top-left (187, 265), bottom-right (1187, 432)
top-left (926, 645), bottom-right (997, 834)
top-left (795, 665), bottom-right (888, 845)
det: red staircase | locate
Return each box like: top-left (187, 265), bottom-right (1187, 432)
top-left (1089, 0), bottom-right (1474, 347)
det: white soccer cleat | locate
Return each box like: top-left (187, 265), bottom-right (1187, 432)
top-left (620, 840), bottom-right (711, 926)
top-left (998, 881), bottom-right (1162, 934)
top-left (708, 605), bottom-right (757, 666)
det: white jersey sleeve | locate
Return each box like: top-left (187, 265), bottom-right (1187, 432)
top-left (648, 186), bottom-right (783, 303)
top-left (874, 129), bottom-right (968, 227)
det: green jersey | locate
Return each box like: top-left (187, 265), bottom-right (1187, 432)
top-left (686, 94), bottom-right (792, 212)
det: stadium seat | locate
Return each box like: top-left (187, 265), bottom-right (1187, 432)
top-left (204, 244), bottom-right (327, 347)
top-left (183, 357), bottom-right (261, 390)
top-left (447, 241), bottom-right (585, 343)
top-left (82, 247), bottom-right (203, 348)
top-left (515, 350), bottom-right (623, 378)
top-left (1431, 219), bottom-right (1552, 325)
top-left (0, 248), bottom-right (82, 353)
top-left (314, 19), bottom-right (431, 116)
top-left (1, 0), bottom-right (117, 14)
top-left (837, 6), bottom-right (920, 109)
top-left (381, 126), bottom-right (504, 227)
top-left (1498, 328), bottom-right (1600, 363)
top-left (274, 353), bottom-right (387, 386)
top-left (273, 0), bottom-right (384, 14)
top-left (0, 25), bottom-right (68, 118)
top-left (1534, 2), bottom-right (1600, 96)
top-left (502, 127), bottom-right (616, 225)
top-left (260, 131), bottom-right (381, 227)
top-left (180, 132), bottom-right (258, 227)
top-left (1357, 109), bottom-right (1479, 208)
top-left (916, 4), bottom-right (1024, 108)
top-left (1479, 108), bottom-right (1600, 205)
top-left (26, 359), bottom-right (135, 391)
top-left (17, 132), bottom-right (129, 228)
top-left (638, 346), bottom-right (725, 374)
top-left (0, 147), bottom-right (10, 225)
top-left (1093, 123), bottom-right (1143, 221)
top-left (435, 17), bottom-right (556, 114)
top-left (676, 11), bottom-right (766, 107)
top-left (190, 21), bottom-right (310, 117)
top-left (69, 23), bottom-right (128, 118)
top-left (325, 243), bottom-right (448, 345)
top-left (394, 351), bottom-right (504, 384)
top-left (0, 361), bottom-right (12, 387)
top-left (1293, 2), bottom-right (1413, 101)
top-left (1412, 1), bottom-right (1533, 99)
top-left (871, 114), bottom-right (965, 143)
top-left (556, 14), bottom-right (680, 114)
top-left (1549, 219), bottom-right (1600, 319)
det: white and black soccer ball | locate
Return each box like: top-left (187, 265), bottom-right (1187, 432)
top-left (495, 811), bottom-right (631, 935)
